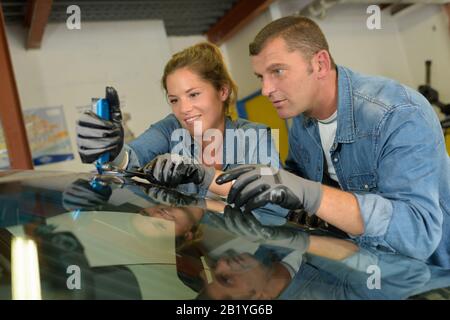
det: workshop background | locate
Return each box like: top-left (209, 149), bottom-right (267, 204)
top-left (1, 0), bottom-right (449, 172)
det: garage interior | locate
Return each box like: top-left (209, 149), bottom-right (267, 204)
top-left (0, 0), bottom-right (449, 301)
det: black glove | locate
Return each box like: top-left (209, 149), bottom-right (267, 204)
top-left (138, 153), bottom-right (215, 189)
top-left (144, 186), bottom-right (205, 208)
top-left (209, 206), bottom-right (310, 251)
top-left (62, 178), bottom-right (112, 211)
top-left (216, 165), bottom-right (323, 214)
top-left (76, 86), bottom-right (124, 163)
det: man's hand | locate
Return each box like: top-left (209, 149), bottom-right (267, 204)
top-left (209, 206), bottom-right (309, 251)
top-left (62, 178), bottom-right (112, 211)
top-left (76, 87), bottom-right (124, 163)
top-left (216, 165), bottom-right (323, 214)
top-left (138, 153), bottom-right (215, 189)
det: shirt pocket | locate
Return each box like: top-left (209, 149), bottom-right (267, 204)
top-left (347, 172), bottom-right (377, 191)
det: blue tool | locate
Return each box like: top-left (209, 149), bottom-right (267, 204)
top-left (94, 97), bottom-right (111, 174)
top-left (72, 176), bottom-right (111, 220)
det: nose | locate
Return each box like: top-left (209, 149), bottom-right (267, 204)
top-left (214, 258), bottom-right (230, 273)
top-left (179, 97), bottom-right (194, 114)
top-left (261, 78), bottom-right (275, 98)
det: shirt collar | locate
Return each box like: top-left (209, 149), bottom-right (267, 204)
top-left (335, 65), bottom-right (356, 143)
top-left (224, 115), bottom-right (235, 131)
top-left (222, 116), bottom-right (234, 170)
top-left (301, 65), bottom-right (356, 143)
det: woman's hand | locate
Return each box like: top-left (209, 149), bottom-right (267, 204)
top-left (138, 153), bottom-right (215, 189)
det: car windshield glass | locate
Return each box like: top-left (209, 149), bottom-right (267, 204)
top-left (0, 171), bottom-right (449, 300)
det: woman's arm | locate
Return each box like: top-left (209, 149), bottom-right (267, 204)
top-left (111, 116), bottom-right (178, 170)
top-left (208, 170), bottom-right (232, 197)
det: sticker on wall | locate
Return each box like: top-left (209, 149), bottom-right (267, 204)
top-left (0, 127), bottom-right (10, 169)
top-left (0, 106), bottom-right (75, 168)
top-left (24, 106), bottom-right (74, 166)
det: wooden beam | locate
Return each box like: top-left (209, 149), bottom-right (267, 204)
top-left (379, 4), bottom-right (392, 11)
top-left (0, 6), bottom-right (34, 169)
top-left (24, 0), bottom-right (36, 28)
top-left (390, 3), bottom-right (413, 16)
top-left (25, 0), bottom-right (53, 49)
top-left (444, 3), bottom-right (450, 33)
top-left (207, 0), bottom-right (275, 45)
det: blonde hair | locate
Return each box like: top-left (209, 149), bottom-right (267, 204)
top-left (162, 42), bottom-right (238, 115)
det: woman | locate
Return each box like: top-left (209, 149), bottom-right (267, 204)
top-left (77, 42), bottom-right (279, 197)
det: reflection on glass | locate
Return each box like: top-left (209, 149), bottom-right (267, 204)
top-left (1, 172), bottom-right (449, 300)
top-left (11, 237), bottom-right (41, 300)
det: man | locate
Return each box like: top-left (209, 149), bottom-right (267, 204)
top-left (216, 16), bottom-right (450, 268)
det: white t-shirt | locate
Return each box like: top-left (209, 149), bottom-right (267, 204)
top-left (317, 111), bottom-right (339, 183)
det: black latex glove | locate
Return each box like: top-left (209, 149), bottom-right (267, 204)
top-left (62, 178), bottom-right (112, 211)
top-left (76, 86), bottom-right (124, 163)
top-left (216, 165), bottom-right (323, 214)
top-left (209, 205), bottom-right (310, 251)
top-left (138, 153), bottom-right (215, 189)
top-left (144, 186), bottom-right (205, 208)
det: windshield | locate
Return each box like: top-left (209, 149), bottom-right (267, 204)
top-left (0, 171), bottom-right (448, 300)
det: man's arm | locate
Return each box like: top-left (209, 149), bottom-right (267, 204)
top-left (316, 186), bottom-right (364, 236)
top-left (208, 170), bottom-right (232, 196)
top-left (216, 102), bottom-right (445, 260)
top-left (307, 235), bottom-right (359, 260)
top-left (314, 104), bottom-right (444, 258)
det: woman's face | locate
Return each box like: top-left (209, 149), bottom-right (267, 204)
top-left (166, 68), bottom-right (229, 136)
top-left (139, 205), bottom-right (198, 237)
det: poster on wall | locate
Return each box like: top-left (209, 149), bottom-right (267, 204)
top-left (0, 106), bottom-right (74, 169)
top-left (0, 127), bottom-right (10, 169)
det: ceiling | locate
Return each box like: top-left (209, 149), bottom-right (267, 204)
top-left (1, 0), bottom-right (239, 36)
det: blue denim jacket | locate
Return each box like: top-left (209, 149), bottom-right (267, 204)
top-left (125, 114), bottom-right (280, 196)
top-left (285, 66), bottom-right (450, 268)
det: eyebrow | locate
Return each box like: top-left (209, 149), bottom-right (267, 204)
top-left (267, 63), bottom-right (288, 70)
top-left (167, 87), bottom-right (200, 97)
top-left (186, 87), bottom-right (200, 94)
top-left (254, 63), bottom-right (289, 78)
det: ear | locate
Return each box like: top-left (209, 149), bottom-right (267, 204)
top-left (314, 50), bottom-right (332, 79)
top-left (219, 85), bottom-right (230, 102)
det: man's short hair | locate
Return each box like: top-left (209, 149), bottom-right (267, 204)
top-left (249, 16), bottom-right (335, 68)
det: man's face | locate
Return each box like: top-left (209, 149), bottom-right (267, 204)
top-left (200, 253), bottom-right (272, 299)
top-left (251, 37), bottom-right (318, 119)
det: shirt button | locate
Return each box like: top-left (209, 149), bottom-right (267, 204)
top-left (333, 158), bottom-right (338, 163)
top-left (364, 184), bottom-right (369, 189)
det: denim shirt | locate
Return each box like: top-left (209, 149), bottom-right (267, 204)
top-left (125, 114), bottom-right (280, 197)
top-left (285, 65), bottom-right (450, 268)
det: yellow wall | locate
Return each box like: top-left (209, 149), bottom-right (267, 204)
top-left (446, 130), bottom-right (450, 155)
top-left (242, 95), bottom-right (289, 164)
